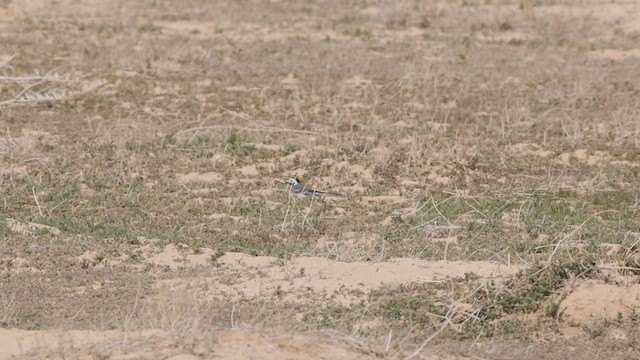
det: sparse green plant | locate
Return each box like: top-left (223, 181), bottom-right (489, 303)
top-left (545, 301), bottom-right (562, 320)
top-left (275, 285), bottom-right (284, 298)
top-left (138, 23), bottom-right (161, 33)
top-left (419, 18), bottom-right (431, 29)
top-left (210, 249), bottom-right (225, 267)
top-left (586, 324), bottom-right (606, 339)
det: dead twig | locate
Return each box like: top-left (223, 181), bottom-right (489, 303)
top-left (175, 106), bottom-right (338, 141)
top-left (32, 185), bottom-right (43, 217)
top-left (546, 210), bottom-right (617, 265)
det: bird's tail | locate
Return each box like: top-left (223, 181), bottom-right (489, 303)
top-left (317, 191), bottom-right (341, 197)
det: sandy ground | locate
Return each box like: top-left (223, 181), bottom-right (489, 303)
top-left (3, 0), bottom-right (640, 359)
top-left (2, 228), bottom-right (640, 358)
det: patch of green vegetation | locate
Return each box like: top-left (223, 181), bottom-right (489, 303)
top-left (586, 323), bottom-right (606, 339)
top-left (224, 232), bottom-right (313, 258)
top-left (419, 18), bottom-right (431, 29)
top-left (224, 131), bottom-right (257, 156)
top-left (42, 181), bottom-right (80, 204)
top-left (209, 249), bottom-right (225, 267)
top-left (478, 261), bottom-right (595, 320)
top-left (23, 323), bottom-right (42, 331)
top-left (498, 22), bottom-right (513, 31)
top-left (138, 23), bottom-right (162, 33)
top-left (44, 217), bottom-right (136, 242)
top-left (368, 284), bottom-right (442, 328)
top-left (396, 187), bottom-right (640, 260)
top-left (494, 319), bottom-right (532, 339)
top-left (45, 217), bottom-right (93, 235)
top-left (343, 28), bottom-right (374, 40)
top-left (281, 144), bottom-right (299, 155)
top-left (545, 300), bottom-right (562, 319)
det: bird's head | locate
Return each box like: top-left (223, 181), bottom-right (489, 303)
top-left (287, 177), bottom-right (300, 186)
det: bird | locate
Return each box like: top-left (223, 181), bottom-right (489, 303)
top-left (286, 177), bottom-right (341, 199)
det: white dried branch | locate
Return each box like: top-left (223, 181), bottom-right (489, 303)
top-left (0, 89), bottom-right (70, 106)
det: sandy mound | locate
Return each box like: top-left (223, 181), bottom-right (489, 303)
top-left (561, 280), bottom-right (640, 328)
top-left (176, 171), bottom-right (223, 184)
top-left (147, 245), bottom-right (519, 305)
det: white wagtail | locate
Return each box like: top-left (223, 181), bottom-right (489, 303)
top-left (286, 177), bottom-right (341, 199)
